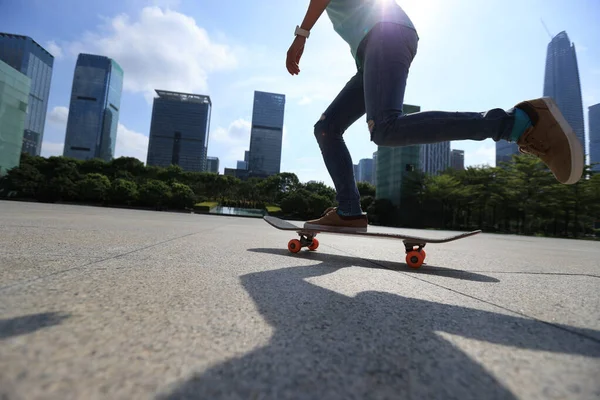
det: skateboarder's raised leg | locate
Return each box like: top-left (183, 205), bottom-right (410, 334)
top-left (305, 22), bottom-right (583, 232)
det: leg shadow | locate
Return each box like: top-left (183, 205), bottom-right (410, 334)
top-left (157, 264), bottom-right (599, 399)
top-left (248, 247), bottom-right (500, 283)
top-left (0, 312), bottom-right (70, 339)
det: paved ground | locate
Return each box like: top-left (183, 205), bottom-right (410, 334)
top-left (1, 200), bottom-right (599, 400)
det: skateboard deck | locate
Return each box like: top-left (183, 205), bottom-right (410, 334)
top-left (263, 215), bottom-right (481, 269)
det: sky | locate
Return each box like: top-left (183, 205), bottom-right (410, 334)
top-left (1, 0), bottom-right (599, 186)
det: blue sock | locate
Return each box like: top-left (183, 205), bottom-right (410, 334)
top-left (509, 108), bottom-right (532, 142)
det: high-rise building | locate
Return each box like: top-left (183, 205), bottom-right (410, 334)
top-left (0, 33), bottom-right (54, 156)
top-left (451, 149), bottom-right (465, 171)
top-left (543, 31), bottom-right (585, 157)
top-left (376, 104), bottom-right (421, 207)
top-left (372, 151), bottom-right (378, 186)
top-left (63, 53), bottom-right (123, 161)
top-left (589, 103), bottom-right (600, 173)
top-left (206, 156), bottom-right (219, 174)
top-left (146, 90), bottom-right (211, 172)
top-left (496, 141), bottom-right (519, 165)
top-left (420, 141), bottom-right (450, 175)
top-left (244, 150), bottom-right (250, 163)
top-left (357, 158), bottom-right (375, 185)
top-left (237, 160), bottom-right (248, 170)
top-left (248, 91), bottom-right (285, 177)
top-left (0, 60), bottom-right (30, 175)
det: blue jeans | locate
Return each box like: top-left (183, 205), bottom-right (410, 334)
top-left (314, 23), bottom-right (518, 215)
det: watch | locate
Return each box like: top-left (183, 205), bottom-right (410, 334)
top-left (295, 25), bottom-right (310, 39)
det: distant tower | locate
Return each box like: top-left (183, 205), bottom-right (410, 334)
top-left (63, 53), bottom-right (123, 161)
top-left (543, 31), bottom-right (585, 157)
top-left (421, 141), bottom-right (451, 175)
top-left (451, 149), bottom-right (465, 171)
top-left (146, 90), bottom-right (211, 172)
top-left (589, 103), bottom-right (600, 173)
top-left (247, 91), bottom-right (285, 177)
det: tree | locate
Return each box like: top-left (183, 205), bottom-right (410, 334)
top-left (77, 173), bottom-right (111, 203)
top-left (108, 179), bottom-right (138, 205)
top-left (356, 181), bottom-right (376, 197)
top-left (139, 180), bottom-right (172, 209)
top-left (169, 182), bottom-right (196, 210)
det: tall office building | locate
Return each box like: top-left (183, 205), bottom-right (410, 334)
top-left (589, 103), bottom-right (600, 173)
top-left (496, 141), bottom-right (519, 165)
top-left (376, 104), bottom-right (421, 207)
top-left (543, 31), bottom-right (585, 156)
top-left (420, 141), bottom-right (450, 175)
top-left (0, 60), bottom-right (30, 175)
top-left (451, 149), bottom-right (465, 171)
top-left (248, 91), bottom-right (285, 177)
top-left (63, 54), bottom-right (123, 161)
top-left (357, 158), bottom-right (375, 185)
top-left (0, 33), bottom-right (54, 156)
top-left (206, 156), bottom-right (219, 174)
top-left (146, 90), bottom-right (211, 172)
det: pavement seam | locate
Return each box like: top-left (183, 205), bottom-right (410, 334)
top-left (0, 229), bottom-right (212, 292)
top-left (325, 243), bottom-right (600, 346)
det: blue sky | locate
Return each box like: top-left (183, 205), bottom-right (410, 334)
top-left (2, 0), bottom-right (599, 186)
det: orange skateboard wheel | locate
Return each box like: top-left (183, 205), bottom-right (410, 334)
top-left (308, 238), bottom-right (319, 251)
top-left (406, 250), bottom-right (424, 269)
top-left (288, 239), bottom-right (302, 253)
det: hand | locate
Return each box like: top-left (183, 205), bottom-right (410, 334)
top-left (286, 35), bottom-right (306, 75)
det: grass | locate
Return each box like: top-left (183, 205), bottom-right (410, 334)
top-left (193, 201), bottom-right (219, 212)
top-left (265, 205), bottom-right (282, 213)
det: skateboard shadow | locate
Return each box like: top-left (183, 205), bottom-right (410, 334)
top-left (248, 247), bottom-right (500, 283)
top-left (0, 312), bottom-right (70, 340)
top-left (157, 264), bottom-right (600, 400)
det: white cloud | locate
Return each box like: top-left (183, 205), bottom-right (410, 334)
top-left (465, 142), bottom-right (495, 167)
top-left (115, 123), bottom-right (149, 162)
top-left (41, 141), bottom-right (64, 157)
top-left (211, 119), bottom-right (251, 167)
top-left (46, 41), bottom-right (63, 59)
top-left (66, 6), bottom-right (239, 102)
top-left (47, 106), bottom-right (69, 127)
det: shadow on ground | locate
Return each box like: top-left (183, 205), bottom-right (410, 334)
top-left (0, 312), bottom-right (70, 339)
top-left (249, 247), bottom-right (500, 283)
top-left (157, 253), bottom-right (600, 400)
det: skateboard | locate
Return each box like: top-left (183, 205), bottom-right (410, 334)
top-left (263, 216), bottom-right (481, 269)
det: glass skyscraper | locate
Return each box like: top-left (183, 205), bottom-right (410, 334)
top-left (63, 53), bottom-right (123, 162)
top-left (248, 91), bottom-right (286, 178)
top-left (543, 31), bottom-right (585, 156)
top-left (0, 60), bottom-right (31, 175)
top-left (450, 149), bottom-right (465, 171)
top-left (146, 90), bottom-right (211, 172)
top-left (420, 141), bottom-right (450, 175)
top-left (206, 156), bottom-right (219, 174)
top-left (0, 33), bottom-right (54, 156)
top-left (495, 141), bottom-right (519, 165)
top-left (589, 103), bottom-right (600, 173)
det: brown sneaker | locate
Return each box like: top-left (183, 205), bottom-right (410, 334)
top-left (304, 207), bottom-right (368, 232)
top-left (515, 97), bottom-right (584, 184)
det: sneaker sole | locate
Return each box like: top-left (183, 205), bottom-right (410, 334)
top-left (302, 223), bottom-right (368, 233)
top-left (543, 97), bottom-right (584, 184)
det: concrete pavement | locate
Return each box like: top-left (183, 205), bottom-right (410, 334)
top-left (1, 200), bottom-right (599, 399)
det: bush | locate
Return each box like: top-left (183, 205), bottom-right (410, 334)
top-left (138, 180), bottom-right (172, 208)
top-left (109, 179), bottom-right (138, 205)
top-left (170, 182), bottom-right (196, 210)
top-left (77, 173), bottom-right (111, 203)
top-left (194, 201), bottom-right (218, 212)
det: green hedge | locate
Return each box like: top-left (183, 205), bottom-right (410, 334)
top-left (194, 201), bottom-right (219, 212)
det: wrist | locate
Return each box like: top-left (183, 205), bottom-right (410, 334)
top-left (295, 25), bottom-right (310, 39)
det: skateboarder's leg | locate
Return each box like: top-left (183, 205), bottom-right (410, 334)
top-left (362, 22), bottom-right (584, 184)
top-left (363, 23), bottom-right (517, 147)
top-left (313, 71), bottom-right (366, 218)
